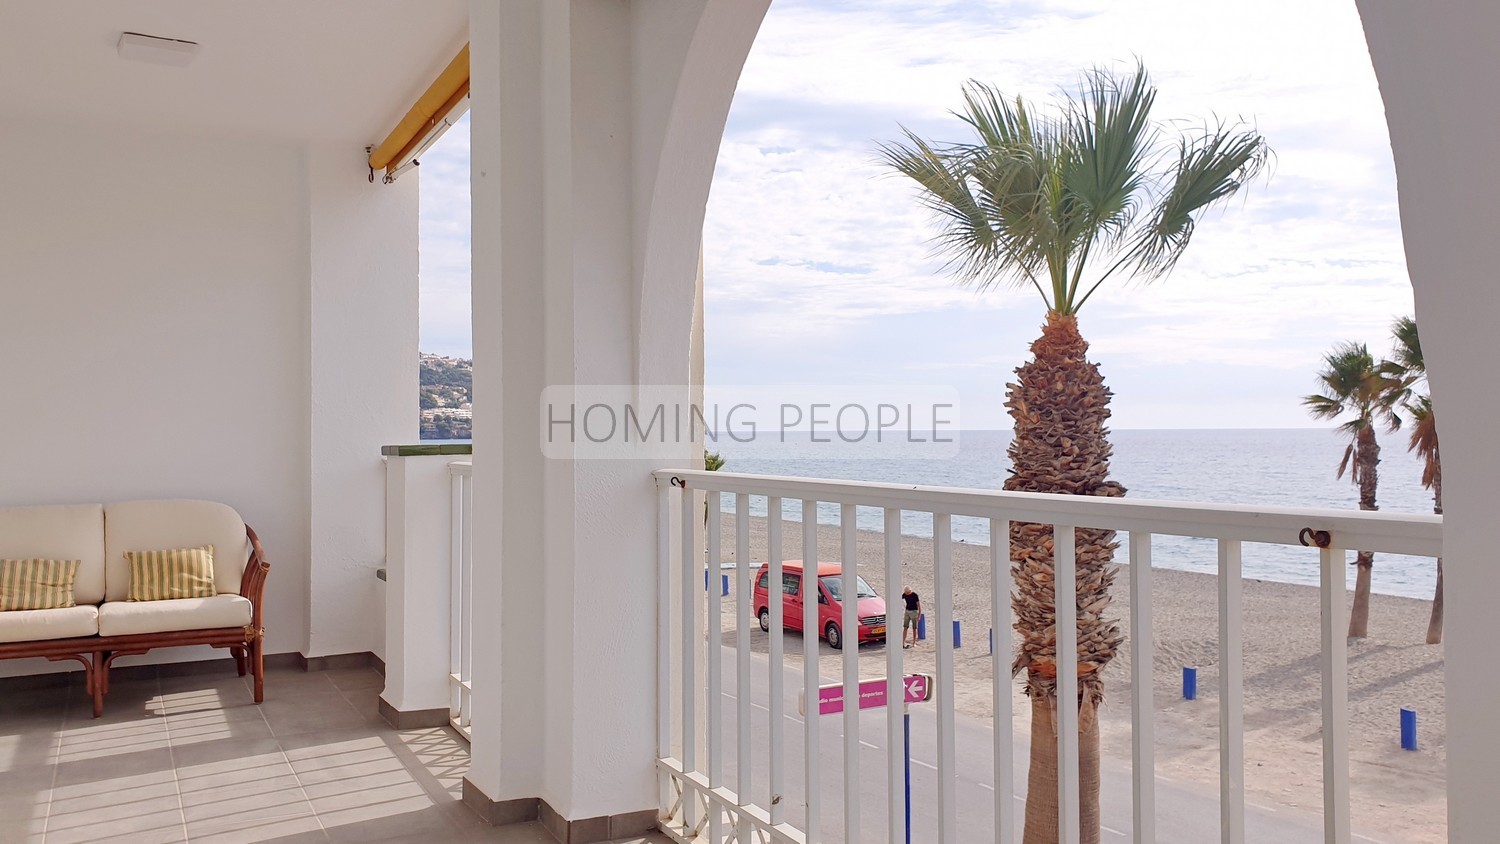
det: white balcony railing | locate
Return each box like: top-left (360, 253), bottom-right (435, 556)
top-left (448, 460), bottom-right (474, 737)
top-left (653, 469), bottom-right (1442, 844)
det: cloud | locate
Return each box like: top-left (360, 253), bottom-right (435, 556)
top-left (417, 112), bottom-right (472, 359)
top-left (416, 1), bottom-right (1414, 429)
top-left (704, 0), bottom-right (1413, 428)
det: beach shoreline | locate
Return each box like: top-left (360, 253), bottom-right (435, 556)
top-left (716, 513), bottom-right (1446, 843)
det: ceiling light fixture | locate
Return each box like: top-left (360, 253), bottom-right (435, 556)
top-left (117, 32), bottom-right (200, 67)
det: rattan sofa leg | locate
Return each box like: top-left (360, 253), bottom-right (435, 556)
top-left (39, 654), bottom-right (99, 718)
top-left (231, 646), bottom-right (247, 677)
top-left (251, 637), bottom-right (264, 703)
top-left (91, 650), bottom-right (104, 717)
top-left (100, 649), bottom-right (148, 715)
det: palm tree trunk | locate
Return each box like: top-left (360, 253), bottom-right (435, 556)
top-left (1348, 426), bottom-right (1379, 638)
top-left (1023, 696), bottom-right (1102, 844)
top-left (1426, 473), bottom-right (1443, 644)
top-left (1349, 558), bottom-right (1373, 638)
top-left (1024, 698), bottom-right (1060, 844)
top-left (1425, 557), bottom-right (1444, 645)
top-left (1006, 313), bottom-right (1124, 844)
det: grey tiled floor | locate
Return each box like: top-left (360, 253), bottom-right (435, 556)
top-left (0, 663), bottom-right (666, 844)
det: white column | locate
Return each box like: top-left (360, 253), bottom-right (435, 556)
top-left (465, 0), bottom-right (768, 822)
top-left (465, 0), bottom-right (551, 804)
top-left (1357, 3), bottom-right (1500, 839)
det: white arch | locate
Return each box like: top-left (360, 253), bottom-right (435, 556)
top-left (635, 0), bottom-right (771, 388)
top-left (1358, 2), bottom-right (1500, 838)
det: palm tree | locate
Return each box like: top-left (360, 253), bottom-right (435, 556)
top-left (704, 451), bottom-right (725, 524)
top-left (1303, 342), bottom-right (1401, 638)
top-left (881, 64), bottom-right (1268, 844)
top-left (1388, 316), bottom-right (1443, 643)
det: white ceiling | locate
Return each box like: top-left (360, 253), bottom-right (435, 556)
top-left (0, 1), bottom-right (469, 145)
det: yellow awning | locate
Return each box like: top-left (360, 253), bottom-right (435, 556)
top-left (369, 44), bottom-right (469, 181)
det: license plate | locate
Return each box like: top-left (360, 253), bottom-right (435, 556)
top-left (871, 626), bottom-right (886, 636)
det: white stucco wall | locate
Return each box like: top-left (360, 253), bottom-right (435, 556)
top-left (0, 116), bottom-right (416, 673)
top-left (0, 116), bottom-right (312, 667)
top-left (308, 143), bottom-right (419, 658)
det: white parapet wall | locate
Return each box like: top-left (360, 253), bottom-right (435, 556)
top-left (381, 449), bottom-right (465, 717)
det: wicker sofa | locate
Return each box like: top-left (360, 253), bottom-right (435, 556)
top-left (0, 499), bottom-right (269, 717)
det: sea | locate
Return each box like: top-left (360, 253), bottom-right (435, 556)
top-left (708, 428), bottom-right (1439, 600)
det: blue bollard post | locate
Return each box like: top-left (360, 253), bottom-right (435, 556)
top-left (705, 568), bottom-right (709, 591)
top-left (721, 574), bottom-right (730, 597)
top-left (988, 628), bottom-right (993, 655)
top-left (1401, 707), bottom-right (1417, 750)
top-left (1183, 666), bottom-right (1198, 700)
top-left (952, 620), bottom-right (962, 648)
top-left (917, 614), bottom-right (926, 641)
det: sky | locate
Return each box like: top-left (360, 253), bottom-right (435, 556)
top-left (417, 0), bottom-right (1413, 430)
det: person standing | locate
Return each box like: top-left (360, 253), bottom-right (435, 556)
top-left (901, 587), bottom-right (922, 648)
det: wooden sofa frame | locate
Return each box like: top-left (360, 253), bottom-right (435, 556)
top-left (0, 525), bottom-right (269, 717)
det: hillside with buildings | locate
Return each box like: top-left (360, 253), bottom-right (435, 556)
top-left (420, 353), bottom-right (471, 439)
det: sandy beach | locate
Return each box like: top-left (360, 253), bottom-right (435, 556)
top-left (716, 513), bottom-right (1446, 843)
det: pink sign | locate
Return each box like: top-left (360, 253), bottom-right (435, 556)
top-left (803, 674), bottom-right (932, 716)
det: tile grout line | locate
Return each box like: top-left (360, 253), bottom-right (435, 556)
top-left (275, 743), bottom-right (330, 838)
top-left (42, 675), bottom-right (71, 843)
top-left (157, 672), bottom-right (191, 844)
top-left (265, 672), bottom-right (332, 839)
top-left (328, 674), bottom-right (379, 725)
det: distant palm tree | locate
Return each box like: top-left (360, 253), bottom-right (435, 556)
top-left (882, 64), bottom-right (1267, 844)
top-left (1304, 342), bottom-right (1401, 638)
top-left (703, 451), bottom-right (725, 524)
top-left (1388, 317), bottom-right (1443, 643)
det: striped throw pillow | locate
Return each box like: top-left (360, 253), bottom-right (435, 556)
top-left (125, 545), bottom-right (217, 602)
top-left (0, 559), bottom-right (81, 612)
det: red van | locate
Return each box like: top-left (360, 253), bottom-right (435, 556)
top-left (752, 560), bottom-right (886, 649)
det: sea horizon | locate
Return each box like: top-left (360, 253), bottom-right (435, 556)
top-left (419, 427), bottom-right (1439, 600)
top-left (710, 427), bottom-right (1439, 601)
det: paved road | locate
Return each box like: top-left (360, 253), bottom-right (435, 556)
top-left (703, 643), bottom-right (1386, 843)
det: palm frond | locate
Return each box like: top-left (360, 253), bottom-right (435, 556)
top-left (879, 64), bottom-right (1271, 316)
top-left (1302, 393), bottom-right (1344, 420)
top-left (878, 130), bottom-right (1040, 299)
top-left (959, 84), bottom-right (1073, 303)
top-left (1375, 317), bottom-right (1424, 435)
top-left (1059, 65), bottom-right (1156, 282)
top-left (1407, 395), bottom-right (1440, 489)
top-left (1127, 121), bottom-right (1268, 282)
top-left (1390, 315), bottom-right (1424, 376)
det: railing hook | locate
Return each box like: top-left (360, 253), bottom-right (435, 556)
top-left (670, 476), bottom-right (686, 488)
top-left (1298, 527), bottom-right (1332, 548)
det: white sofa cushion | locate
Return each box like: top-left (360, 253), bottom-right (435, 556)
top-left (97, 594), bottom-right (252, 637)
top-left (0, 605), bottom-right (99, 643)
top-left (0, 504), bottom-right (106, 604)
top-left (104, 500), bottom-right (249, 602)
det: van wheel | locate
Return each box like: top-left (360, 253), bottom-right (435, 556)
top-left (758, 608), bottom-right (770, 632)
top-left (826, 622), bottom-right (842, 650)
